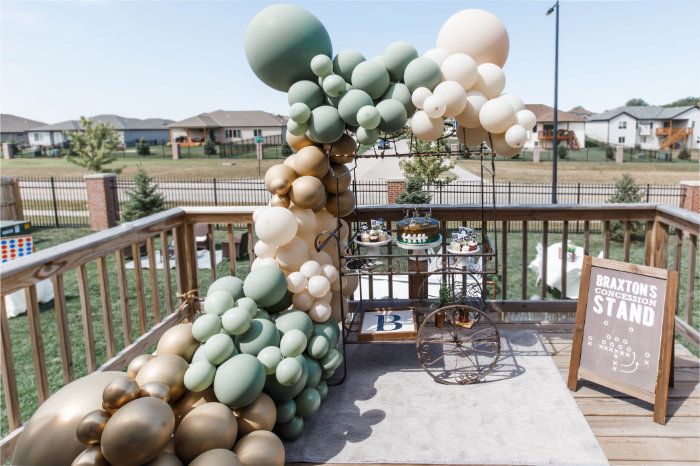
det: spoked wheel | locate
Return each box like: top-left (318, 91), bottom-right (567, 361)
top-left (416, 305), bottom-right (500, 385)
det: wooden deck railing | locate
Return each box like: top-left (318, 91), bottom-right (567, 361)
top-left (1, 203), bottom-right (698, 458)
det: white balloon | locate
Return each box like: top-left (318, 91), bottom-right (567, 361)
top-left (488, 131), bottom-right (522, 157)
top-left (456, 125), bottom-right (489, 147)
top-left (505, 125), bottom-right (528, 148)
top-left (411, 87), bottom-right (432, 110)
top-left (300, 260), bottom-right (322, 278)
top-left (454, 90), bottom-right (487, 128)
top-left (499, 93), bottom-right (525, 112)
top-left (422, 95), bottom-right (447, 119)
top-left (292, 290), bottom-right (314, 311)
top-left (311, 250), bottom-right (332, 266)
top-left (252, 257), bottom-right (279, 270)
top-left (433, 81), bottom-right (467, 118)
top-left (516, 109), bottom-right (537, 131)
top-left (479, 98), bottom-right (516, 133)
top-left (411, 110), bottom-right (444, 141)
top-left (321, 264), bottom-right (338, 283)
top-left (289, 205), bottom-right (317, 237)
top-left (252, 206), bottom-right (269, 223)
top-left (275, 237), bottom-right (310, 271)
top-left (422, 48), bottom-right (450, 66)
top-left (317, 290), bottom-right (333, 304)
top-left (308, 302), bottom-right (332, 323)
top-left (440, 53), bottom-right (478, 90)
top-left (314, 209), bottom-right (337, 235)
top-left (307, 275), bottom-right (331, 298)
top-left (472, 63), bottom-right (506, 99)
top-left (287, 271), bottom-right (308, 293)
top-left (254, 207), bottom-right (298, 247)
top-left (253, 240), bottom-right (277, 259)
top-left (436, 9), bottom-right (510, 67)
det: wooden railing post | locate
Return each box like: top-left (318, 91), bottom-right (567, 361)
top-left (174, 222), bottom-right (199, 317)
top-left (651, 219), bottom-right (670, 269)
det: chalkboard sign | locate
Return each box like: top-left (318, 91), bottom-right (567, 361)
top-left (568, 257), bottom-right (678, 425)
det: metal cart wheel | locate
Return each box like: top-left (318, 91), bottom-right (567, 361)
top-left (416, 304), bottom-right (500, 385)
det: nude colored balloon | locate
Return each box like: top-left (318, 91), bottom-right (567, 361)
top-left (307, 275), bottom-right (331, 298)
top-left (499, 93), bottom-right (525, 112)
top-left (254, 207), bottom-right (299, 247)
top-left (479, 97), bottom-right (516, 133)
top-left (321, 264), bottom-right (338, 283)
top-left (422, 95), bottom-right (446, 119)
top-left (254, 241), bottom-right (277, 259)
top-left (292, 290), bottom-right (314, 311)
top-left (300, 260), bottom-right (322, 278)
top-left (264, 164), bottom-right (298, 195)
top-left (456, 125), bottom-right (489, 147)
top-left (441, 53), bottom-right (478, 90)
top-left (289, 205), bottom-right (317, 236)
top-left (294, 145), bottom-right (330, 178)
top-left (411, 87), bottom-right (432, 110)
top-left (275, 237), bottom-right (310, 271)
top-left (516, 109), bottom-right (537, 131)
top-left (472, 63), bottom-right (506, 99)
top-left (488, 131), bottom-right (522, 157)
top-left (433, 81), bottom-right (467, 117)
top-left (454, 90), bottom-right (487, 129)
top-left (505, 124), bottom-right (528, 148)
top-left (309, 302), bottom-right (332, 322)
top-left (410, 110), bottom-right (444, 141)
top-left (315, 209), bottom-right (337, 234)
top-left (287, 271), bottom-right (308, 293)
top-left (289, 176), bottom-right (326, 210)
top-left (285, 130), bottom-right (316, 152)
top-left (422, 48), bottom-right (450, 66)
top-left (436, 9), bottom-right (510, 67)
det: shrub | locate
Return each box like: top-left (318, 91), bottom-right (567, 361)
top-left (557, 144), bottom-right (568, 159)
top-left (66, 116), bottom-right (122, 173)
top-left (609, 174), bottom-right (644, 241)
top-left (678, 147), bottom-right (691, 160)
top-left (605, 146), bottom-right (615, 160)
top-left (395, 177), bottom-right (431, 204)
top-left (586, 137), bottom-right (603, 148)
top-left (136, 138), bottom-right (151, 156)
top-left (121, 168), bottom-right (166, 221)
top-left (203, 137), bottom-right (217, 155)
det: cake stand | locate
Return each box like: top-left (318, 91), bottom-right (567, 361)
top-left (354, 236), bottom-right (393, 257)
top-left (446, 244), bottom-right (482, 271)
top-left (396, 235), bottom-right (443, 257)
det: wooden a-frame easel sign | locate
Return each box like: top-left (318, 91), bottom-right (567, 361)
top-left (568, 256), bottom-right (678, 425)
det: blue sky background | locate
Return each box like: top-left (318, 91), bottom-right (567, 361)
top-left (1, 0), bottom-right (698, 123)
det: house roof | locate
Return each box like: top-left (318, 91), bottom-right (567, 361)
top-left (30, 115), bottom-right (173, 132)
top-left (567, 106), bottom-right (595, 119)
top-left (169, 110), bottom-right (287, 128)
top-left (587, 105), bottom-right (698, 122)
top-left (524, 104), bottom-right (584, 123)
top-left (1, 114), bottom-right (46, 133)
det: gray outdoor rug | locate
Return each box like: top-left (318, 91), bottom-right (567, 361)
top-left (285, 330), bottom-right (609, 465)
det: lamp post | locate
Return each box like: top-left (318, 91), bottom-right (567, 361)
top-left (546, 1), bottom-right (559, 204)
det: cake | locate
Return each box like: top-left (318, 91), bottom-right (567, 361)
top-left (397, 214), bottom-right (440, 244)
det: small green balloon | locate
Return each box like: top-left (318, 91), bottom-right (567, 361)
top-left (192, 314), bottom-right (222, 343)
top-left (288, 80), bottom-right (324, 110)
top-left (203, 333), bottom-right (235, 365)
top-left (276, 416), bottom-right (304, 440)
top-left (257, 346), bottom-right (283, 375)
top-left (287, 119), bottom-right (308, 136)
top-left (276, 399), bottom-right (297, 424)
top-left (243, 265), bottom-right (287, 307)
top-left (304, 356), bottom-right (322, 389)
top-left (356, 105), bottom-right (381, 130)
top-left (376, 99), bottom-right (407, 133)
top-left (381, 82), bottom-right (415, 116)
top-left (236, 319), bottom-right (280, 356)
top-left (213, 353), bottom-right (266, 408)
top-left (307, 335), bottom-right (330, 359)
top-left (310, 54), bottom-right (333, 78)
top-left (203, 290), bottom-right (234, 316)
top-left (317, 381), bottom-right (329, 399)
top-left (338, 89), bottom-right (373, 126)
top-left (403, 57), bottom-right (443, 92)
top-left (383, 41), bottom-right (419, 81)
top-left (207, 276), bottom-right (244, 300)
top-left (322, 366), bottom-right (337, 380)
top-left (191, 344), bottom-right (207, 363)
top-left (236, 297), bottom-right (258, 318)
top-left (184, 360), bottom-right (216, 392)
top-left (275, 310), bottom-right (313, 340)
top-left (294, 387), bottom-right (321, 418)
top-left (307, 105), bottom-right (345, 144)
top-left (289, 102), bottom-right (311, 123)
top-left (276, 357), bottom-right (303, 386)
top-left (280, 329), bottom-right (307, 358)
top-left (322, 74), bottom-right (347, 98)
top-left (356, 127), bottom-right (379, 146)
top-left (351, 59), bottom-right (390, 100)
top-left (321, 348), bottom-right (342, 371)
top-left (264, 359), bottom-right (308, 401)
top-left (221, 307), bottom-right (252, 336)
top-left (255, 309), bottom-right (271, 321)
top-left (313, 320), bottom-right (340, 346)
top-left (333, 49), bottom-right (366, 82)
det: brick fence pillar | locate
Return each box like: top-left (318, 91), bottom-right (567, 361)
top-left (533, 147), bottom-right (540, 163)
top-left (680, 180), bottom-right (700, 213)
top-left (615, 145), bottom-right (624, 163)
top-left (386, 178), bottom-right (406, 204)
top-left (85, 173), bottom-right (119, 231)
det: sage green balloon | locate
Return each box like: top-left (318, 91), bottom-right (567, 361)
top-left (404, 57), bottom-right (443, 92)
top-left (307, 335), bottom-right (330, 359)
top-left (356, 105), bottom-right (381, 130)
top-left (332, 49), bottom-right (366, 82)
top-left (244, 4), bottom-right (332, 92)
top-left (314, 319), bottom-right (340, 346)
top-left (257, 346), bottom-right (283, 375)
top-left (317, 381), bottom-right (329, 400)
top-left (262, 290), bottom-right (292, 314)
top-left (203, 333), bottom-right (235, 365)
top-left (338, 89), bottom-right (373, 126)
top-left (276, 399), bottom-right (296, 424)
top-left (236, 297), bottom-right (258, 318)
top-left (192, 314), bottom-right (222, 343)
top-left (376, 99), bottom-right (408, 133)
top-left (383, 41), bottom-right (419, 81)
top-left (351, 60), bottom-right (390, 99)
top-left (294, 387), bottom-right (321, 418)
top-left (288, 119), bottom-right (308, 136)
top-left (280, 329), bottom-right (307, 358)
top-left (255, 309), bottom-right (271, 321)
top-left (321, 348), bottom-right (342, 371)
top-left (213, 353), bottom-right (266, 408)
top-left (207, 276), bottom-right (244, 300)
top-left (304, 356), bottom-right (322, 388)
top-left (307, 105), bottom-right (345, 144)
top-left (310, 54), bottom-right (333, 78)
top-left (243, 264), bottom-right (287, 307)
top-left (236, 319), bottom-right (280, 356)
top-left (381, 82), bottom-right (415, 116)
top-left (222, 307), bottom-right (252, 336)
top-left (184, 360), bottom-right (216, 392)
top-left (264, 358), bottom-right (308, 401)
top-left (288, 80), bottom-right (324, 110)
top-left (191, 344), bottom-right (207, 363)
top-left (274, 310), bottom-right (313, 340)
top-left (276, 416), bottom-right (304, 440)
top-left (289, 102), bottom-right (311, 123)
top-left (275, 357), bottom-right (303, 386)
top-left (322, 74), bottom-right (346, 98)
top-left (204, 290), bottom-right (234, 316)
top-left (356, 127), bottom-right (379, 146)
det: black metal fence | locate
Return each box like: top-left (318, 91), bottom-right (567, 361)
top-left (15, 177), bottom-right (88, 227)
top-left (480, 147), bottom-right (699, 163)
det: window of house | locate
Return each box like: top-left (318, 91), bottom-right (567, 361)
top-left (618, 136), bottom-right (625, 143)
top-left (641, 136), bottom-right (647, 143)
top-left (253, 129), bottom-right (262, 137)
top-left (534, 141), bottom-right (539, 147)
top-left (618, 121), bottom-right (627, 129)
top-left (224, 129), bottom-right (241, 138)
top-left (33, 132), bottom-right (41, 140)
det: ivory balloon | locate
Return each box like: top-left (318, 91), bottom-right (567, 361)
top-left (233, 431), bottom-right (285, 466)
top-left (287, 271), bottom-right (308, 293)
top-left (251, 257), bottom-right (280, 270)
top-left (411, 110), bottom-right (444, 141)
top-left (135, 354), bottom-right (188, 402)
top-left (100, 397), bottom-right (175, 466)
top-left (456, 125), bottom-right (489, 147)
top-left (127, 354), bottom-right (152, 379)
top-left (440, 53), bottom-right (478, 90)
top-left (307, 275), bottom-right (331, 298)
top-left (76, 409), bottom-right (111, 446)
top-left (285, 130), bottom-right (316, 152)
top-left (289, 176), bottom-right (326, 210)
top-left (235, 392), bottom-right (277, 435)
top-left (479, 97), bottom-right (516, 133)
top-left (516, 109), bottom-right (537, 131)
top-left (488, 131), bottom-right (522, 157)
top-left (72, 446), bottom-right (110, 466)
top-left (422, 48), bottom-right (450, 66)
top-left (433, 80), bottom-right (467, 117)
top-left (325, 133), bottom-right (357, 165)
top-left (504, 124), bottom-right (528, 148)
top-left (290, 205), bottom-right (317, 236)
top-left (314, 209), bottom-right (337, 234)
top-left (295, 145), bottom-right (330, 178)
top-left (254, 241), bottom-right (277, 259)
top-left (309, 302), bottom-right (332, 322)
top-left (411, 87), bottom-right (432, 110)
top-left (454, 90), bottom-right (487, 128)
top-left (190, 449), bottom-right (243, 466)
top-left (472, 63), bottom-right (506, 99)
top-left (436, 8), bottom-right (510, 67)
top-left (325, 189), bottom-right (355, 217)
top-left (275, 237), bottom-right (310, 271)
top-left (102, 376), bottom-right (139, 410)
top-left (300, 260), bottom-right (322, 278)
top-left (322, 163), bottom-right (351, 193)
top-left (322, 264), bottom-right (338, 283)
top-left (292, 290), bottom-right (314, 311)
top-left (499, 93), bottom-right (525, 112)
top-left (264, 164), bottom-right (298, 195)
top-left (422, 95), bottom-right (446, 119)
top-left (254, 207), bottom-right (299, 247)
top-left (252, 206), bottom-right (269, 223)
top-left (174, 402), bottom-right (237, 463)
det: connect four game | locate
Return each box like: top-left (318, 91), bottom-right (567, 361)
top-left (0, 221), bottom-right (33, 264)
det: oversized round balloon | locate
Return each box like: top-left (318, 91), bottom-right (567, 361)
top-left (436, 9), bottom-right (510, 67)
top-left (245, 4), bottom-right (332, 92)
top-left (214, 353), bottom-right (267, 408)
top-left (254, 207), bottom-right (298, 247)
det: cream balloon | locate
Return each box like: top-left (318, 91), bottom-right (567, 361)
top-left (516, 109), bottom-right (537, 131)
top-left (252, 257), bottom-right (280, 270)
top-left (422, 48), bottom-right (450, 66)
top-left (316, 290), bottom-right (333, 304)
top-left (440, 53), bottom-right (478, 90)
top-left (436, 8), bottom-right (510, 67)
top-left (411, 110), bottom-right (444, 141)
top-left (308, 302), bottom-right (332, 323)
top-left (456, 125), bottom-right (490, 147)
top-left (410, 87), bottom-right (432, 110)
top-left (286, 272), bottom-right (308, 293)
top-left (292, 290), bottom-right (314, 311)
top-left (275, 237), bottom-right (310, 271)
top-left (314, 209), bottom-right (337, 234)
top-left (422, 95), bottom-right (446, 119)
top-left (479, 98), bottom-right (516, 133)
top-left (454, 90), bottom-right (487, 128)
top-left (299, 260), bottom-right (322, 278)
top-left (254, 207), bottom-right (298, 247)
top-left (504, 125), bottom-right (528, 149)
top-left (311, 250), bottom-right (332, 266)
top-left (488, 131), bottom-right (522, 157)
top-left (307, 275), bottom-right (330, 298)
top-left (321, 264), bottom-right (338, 283)
top-left (499, 93), bottom-right (525, 112)
top-left (433, 81), bottom-right (467, 117)
top-left (252, 206), bottom-right (269, 223)
top-left (472, 63), bottom-right (506, 99)
top-left (253, 241), bottom-right (277, 259)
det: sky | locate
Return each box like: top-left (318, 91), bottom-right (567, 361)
top-left (1, 0), bottom-right (698, 124)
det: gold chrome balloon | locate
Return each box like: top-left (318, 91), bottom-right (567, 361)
top-left (156, 323), bottom-right (199, 362)
top-left (289, 176), bottom-right (326, 210)
top-left (100, 397), bottom-right (175, 466)
top-left (322, 163), bottom-right (351, 194)
top-left (162, 437), bottom-right (176, 454)
top-left (174, 402), bottom-right (237, 463)
top-left (102, 376), bottom-right (140, 410)
top-left (270, 193), bottom-right (291, 208)
top-left (76, 409), bottom-right (112, 446)
top-left (138, 381), bottom-right (171, 403)
top-left (135, 354), bottom-right (188, 402)
top-left (142, 451), bottom-right (183, 466)
top-left (325, 133), bottom-right (357, 165)
top-left (325, 189), bottom-right (355, 217)
top-left (233, 430), bottom-right (285, 466)
top-left (264, 164), bottom-right (298, 195)
top-left (234, 392), bottom-right (276, 436)
top-left (171, 388), bottom-right (217, 426)
top-left (127, 354), bottom-right (153, 379)
top-left (71, 445), bottom-right (110, 466)
top-left (190, 449), bottom-right (244, 466)
top-left (294, 146), bottom-right (330, 178)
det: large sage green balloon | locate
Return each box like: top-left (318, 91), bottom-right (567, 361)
top-left (333, 49), bottom-right (366, 82)
top-left (287, 119), bottom-right (308, 137)
top-left (213, 354), bottom-right (266, 408)
top-left (207, 276), bottom-right (244, 300)
top-left (381, 83), bottom-right (416, 116)
top-left (275, 357), bottom-right (303, 386)
top-left (356, 105), bottom-right (381, 130)
top-left (243, 264), bottom-right (287, 307)
top-left (317, 380), bottom-right (329, 399)
top-left (280, 329), bottom-right (307, 357)
top-left (262, 290), bottom-right (292, 314)
top-left (257, 346), bottom-right (283, 375)
top-left (222, 307), bottom-right (252, 336)
top-left (276, 399), bottom-right (297, 424)
top-left (404, 57), bottom-right (443, 92)
top-left (264, 357), bottom-right (308, 401)
top-left (184, 360), bottom-right (216, 392)
top-left (288, 80), bottom-right (324, 110)
top-left (236, 319), bottom-right (280, 356)
top-left (276, 416), bottom-right (304, 440)
top-left (307, 106), bottom-right (345, 144)
top-left (203, 290), bottom-right (234, 316)
top-left (236, 297), bottom-right (258, 318)
top-left (356, 127), bottom-right (379, 146)
top-left (337, 89), bottom-right (373, 126)
top-left (322, 74), bottom-right (346, 98)
top-left (203, 333), bottom-right (235, 365)
top-left (310, 54), bottom-right (333, 78)
top-left (376, 99), bottom-right (408, 133)
top-left (351, 60), bottom-right (390, 99)
top-left (294, 387), bottom-right (321, 418)
top-left (383, 41), bottom-right (419, 81)
top-left (192, 314), bottom-right (222, 343)
top-left (245, 4), bottom-right (332, 92)
top-left (304, 356), bottom-right (322, 388)
top-left (307, 335), bottom-right (330, 359)
top-left (289, 102), bottom-right (311, 123)
top-left (274, 310), bottom-right (313, 340)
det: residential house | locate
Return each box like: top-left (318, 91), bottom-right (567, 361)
top-left (567, 106), bottom-right (596, 121)
top-left (28, 115), bottom-right (172, 147)
top-left (168, 110), bottom-right (286, 145)
top-left (522, 104), bottom-right (586, 150)
top-left (586, 105), bottom-right (699, 150)
top-left (1, 114), bottom-right (46, 145)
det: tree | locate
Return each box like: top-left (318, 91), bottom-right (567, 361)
top-left (609, 174), bottom-right (644, 241)
top-left (136, 138), bottom-right (151, 156)
top-left (663, 96), bottom-right (700, 107)
top-left (203, 137), bottom-right (217, 155)
top-left (625, 98), bottom-right (649, 106)
top-left (66, 117), bottom-right (122, 173)
top-left (395, 177), bottom-right (431, 204)
top-left (399, 155), bottom-right (455, 187)
top-left (121, 168), bottom-right (165, 221)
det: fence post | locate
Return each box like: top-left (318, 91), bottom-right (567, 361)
top-left (577, 182), bottom-right (581, 204)
top-left (84, 173), bottom-right (119, 231)
top-left (679, 180), bottom-right (700, 212)
top-left (50, 177), bottom-right (60, 227)
top-left (615, 145), bottom-right (624, 163)
top-left (0, 176), bottom-right (24, 220)
top-left (646, 184), bottom-right (651, 203)
top-left (172, 144), bottom-right (180, 160)
top-left (213, 178), bottom-right (218, 206)
top-left (508, 182), bottom-right (512, 204)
